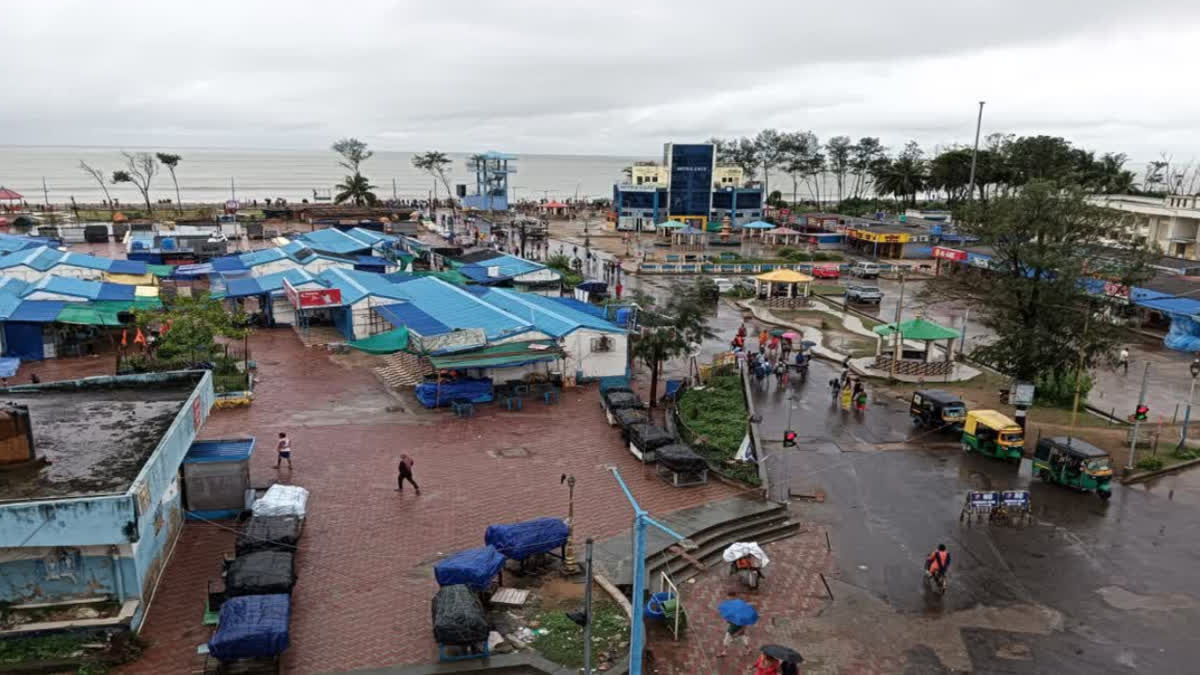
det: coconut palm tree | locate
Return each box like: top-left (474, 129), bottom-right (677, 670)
top-left (334, 173), bottom-right (377, 206)
top-left (156, 153), bottom-right (183, 213)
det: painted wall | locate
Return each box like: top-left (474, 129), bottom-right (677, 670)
top-left (564, 329), bottom-right (628, 379)
top-left (0, 545), bottom-right (133, 604)
top-left (0, 495), bottom-right (138, 548)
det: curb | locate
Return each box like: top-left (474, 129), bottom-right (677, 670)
top-left (1121, 455), bottom-right (1200, 484)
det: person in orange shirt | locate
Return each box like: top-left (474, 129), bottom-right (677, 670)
top-left (757, 329), bottom-right (768, 354)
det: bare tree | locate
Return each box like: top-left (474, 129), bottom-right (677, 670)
top-left (78, 161), bottom-right (114, 213)
top-left (332, 138), bottom-right (374, 174)
top-left (111, 151), bottom-right (158, 213)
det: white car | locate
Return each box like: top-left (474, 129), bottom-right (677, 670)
top-left (850, 261), bottom-right (881, 279)
top-left (712, 277), bottom-right (735, 293)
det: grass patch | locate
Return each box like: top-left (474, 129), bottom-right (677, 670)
top-left (531, 604), bottom-right (628, 668)
top-left (676, 374), bottom-right (760, 485)
top-left (213, 371), bottom-right (249, 393)
top-left (0, 633), bottom-right (90, 665)
top-left (810, 284), bottom-right (844, 296)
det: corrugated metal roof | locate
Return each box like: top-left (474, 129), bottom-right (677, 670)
top-left (61, 251), bottom-right (113, 271)
top-left (30, 275), bottom-right (104, 300)
top-left (0, 278), bottom-right (29, 297)
top-left (316, 268), bottom-right (411, 305)
top-left (184, 438), bottom-right (256, 463)
top-left (10, 300), bottom-right (67, 322)
top-left (375, 303), bottom-right (452, 336)
top-left (211, 255), bottom-right (249, 272)
top-left (477, 288), bottom-right (624, 337)
top-left (387, 277), bottom-right (532, 340)
top-left (96, 282), bottom-right (136, 301)
top-left (0, 293), bottom-right (22, 321)
top-left (106, 259), bottom-right (148, 275)
top-left (299, 228), bottom-right (373, 255)
top-left (239, 247), bottom-right (287, 267)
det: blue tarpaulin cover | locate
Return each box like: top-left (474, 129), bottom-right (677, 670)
top-left (414, 378), bottom-right (494, 407)
top-left (207, 594), bottom-right (291, 661)
top-left (1165, 313), bottom-right (1200, 352)
top-left (484, 517), bottom-right (568, 561)
top-left (434, 546), bottom-right (506, 590)
top-left (0, 357), bottom-right (18, 377)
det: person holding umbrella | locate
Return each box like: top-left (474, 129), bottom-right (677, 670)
top-left (716, 598), bottom-right (758, 657)
top-left (755, 644), bottom-right (803, 674)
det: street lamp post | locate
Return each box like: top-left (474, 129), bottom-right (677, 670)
top-left (561, 474), bottom-right (578, 574)
top-left (1180, 358), bottom-right (1200, 449)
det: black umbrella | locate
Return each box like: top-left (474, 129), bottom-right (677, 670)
top-left (761, 644), bottom-right (803, 663)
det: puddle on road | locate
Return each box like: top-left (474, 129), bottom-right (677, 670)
top-left (1096, 585), bottom-right (1197, 611)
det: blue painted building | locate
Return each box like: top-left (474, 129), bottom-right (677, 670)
top-left (462, 151), bottom-right (516, 212)
top-left (0, 371), bottom-right (214, 630)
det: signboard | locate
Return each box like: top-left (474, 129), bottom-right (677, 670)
top-left (1009, 381), bottom-right (1035, 407)
top-left (932, 246), bottom-right (967, 262)
top-left (847, 228), bottom-right (911, 244)
top-left (283, 278), bottom-right (342, 308)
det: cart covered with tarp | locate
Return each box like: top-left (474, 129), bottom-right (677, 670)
top-left (628, 423), bottom-right (673, 462)
top-left (225, 551), bottom-right (296, 597)
top-left (434, 546), bottom-right (506, 591)
top-left (236, 516), bottom-right (302, 556)
top-left (207, 594), bottom-right (291, 662)
top-left (251, 484), bottom-right (309, 520)
top-left (655, 444), bottom-right (709, 486)
top-left (613, 408), bottom-right (649, 440)
top-left (484, 517), bottom-right (568, 561)
top-left (432, 584), bottom-right (490, 661)
top-left (601, 387), bottom-right (643, 425)
top-left (415, 377), bottom-right (494, 408)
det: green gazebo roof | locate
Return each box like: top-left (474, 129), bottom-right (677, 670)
top-left (873, 317), bottom-right (959, 341)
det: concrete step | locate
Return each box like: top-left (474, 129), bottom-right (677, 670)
top-left (645, 507), bottom-right (790, 574)
top-left (375, 352), bottom-right (432, 388)
top-left (672, 520), bottom-right (803, 584)
top-left (647, 510), bottom-right (797, 580)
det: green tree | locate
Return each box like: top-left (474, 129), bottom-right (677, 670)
top-left (135, 296), bottom-right (248, 364)
top-left (927, 181), bottom-right (1152, 383)
top-left (927, 147), bottom-right (974, 205)
top-left (412, 151), bottom-right (459, 220)
top-left (335, 173), bottom-right (378, 206)
top-left (754, 129), bottom-right (784, 201)
top-left (155, 153), bottom-right (183, 213)
top-left (630, 279), bottom-right (716, 406)
top-left (111, 151), bottom-right (158, 214)
top-left (824, 135), bottom-right (853, 203)
top-left (848, 137), bottom-right (885, 200)
top-left (332, 137), bottom-right (373, 174)
top-left (871, 141), bottom-right (926, 208)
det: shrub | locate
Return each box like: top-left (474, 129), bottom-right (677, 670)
top-left (1034, 369), bottom-right (1092, 408)
top-left (1136, 456), bottom-right (1164, 472)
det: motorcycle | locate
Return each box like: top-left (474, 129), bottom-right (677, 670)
top-left (924, 568), bottom-right (948, 596)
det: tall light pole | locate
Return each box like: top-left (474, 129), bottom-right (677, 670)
top-left (1179, 358), bottom-right (1200, 449)
top-left (561, 474), bottom-right (578, 574)
top-left (966, 101), bottom-right (986, 205)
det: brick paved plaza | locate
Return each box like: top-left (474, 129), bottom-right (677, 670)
top-left (109, 328), bottom-right (737, 674)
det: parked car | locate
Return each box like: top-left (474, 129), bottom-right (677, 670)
top-left (850, 261), bottom-right (881, 278)
top-left (712, 277), bottom-right (735, 293)
top-left (812, 264), bottom-right (840, 279)
top-left (845, 284), bottom-right (883, 304)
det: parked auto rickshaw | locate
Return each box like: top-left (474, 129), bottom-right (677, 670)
top-left (961, 410), bottom-right (1024, 462)
top-left (910, 389), bottom-right (966, 430)
top-left (1032, 436), bottom-right (1113, 500)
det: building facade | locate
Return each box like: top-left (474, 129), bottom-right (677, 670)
top-left (1094, 194), bottom-right (1200, 259)
top-left (612, 142), bottom-right (763, 232)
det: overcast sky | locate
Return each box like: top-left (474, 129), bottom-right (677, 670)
top-left (6, 0), bottom-right (1199, 163)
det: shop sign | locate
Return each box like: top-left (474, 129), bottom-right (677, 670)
top-left (932, 246), bottom-right (967, 262)
top-left (284, 279), bottom-right (342, 308)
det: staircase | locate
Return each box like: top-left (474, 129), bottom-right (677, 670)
top-left (375, 351), bottom-right (433, 388)
top-left (646, 501), bottom-right (800, 585)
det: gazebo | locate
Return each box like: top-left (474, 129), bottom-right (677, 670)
top-left (671, 225), bottom-right (707, 249)
top-left (540, 200), bottom-right (569, 216)
top-left (0, 187), bottom-right (23, 210)
top-left (872, 317), bottom-right (960, 377)
top-left (754, 268), bottom-right (812, 307)
top-left (740, 220), bottom-right (774, 239)
top-left (765, 226), bottom-right (803, 246)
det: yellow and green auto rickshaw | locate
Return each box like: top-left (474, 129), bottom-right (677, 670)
top-left (961, 410), bottom-right (1024, 462)
top-left (1032, 436), bottom-right (1113, 500)
top-left (909, 389), bottom-right (967, 431)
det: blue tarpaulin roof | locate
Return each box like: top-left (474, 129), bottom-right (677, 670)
top-left (375, 303), bottom-right (452, 336)
top-left (434, 546), bottom-right (506, 591)
top-left (484, 517), bottom-right (569, 561)
top-left (1133, 295), bottom-right (1200, 315)
top-left (299, 228), bottom-right (375, 255)
top-left (185, 438), bottom-right (256, 464)
top-left (211, 255), bottom-right (249, 272)
top-left (0, 294), bottom-right (21, 321)
top-left (224, 277), bottom-right (265, 298)
top-left (107, 259), bottom-right (148, 274)
top-left (386, 277), bottom-right (532, 340)
top-left (9, 300), bottom-right (67, 322)
top-left (97, 283), bottom-right (136, 301)
top-left (476, 288), bottom-right (624, 337)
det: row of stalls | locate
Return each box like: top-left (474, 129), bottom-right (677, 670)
top-left (432, 517), bottom-right (570, 661)
top-left (600, 380), bottom-right (710, 487)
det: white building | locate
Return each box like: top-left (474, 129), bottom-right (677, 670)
top-left (1094, 194), bottom-right (1200, 259)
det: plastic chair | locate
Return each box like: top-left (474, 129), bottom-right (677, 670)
top-left (451, 399), bottom-right (475, 418)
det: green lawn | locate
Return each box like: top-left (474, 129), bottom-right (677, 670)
top-left (676, 374), bottom-right (760, 485)
top-left (532, 604), bottom-right (629, 668)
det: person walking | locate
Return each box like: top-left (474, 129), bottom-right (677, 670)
top-left (397, 453), bottom-right (421, 494)
top-left (274, 432), bottom-right (292, 470)
top-left (1118, 347), bottom-right (1130, 375)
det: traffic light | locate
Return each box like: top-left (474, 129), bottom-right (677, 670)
top-left (1135, 404), bottom-right (1149, 421)
top-left (783, 430), bottom-right (797, 447)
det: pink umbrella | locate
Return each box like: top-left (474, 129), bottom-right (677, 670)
top-left (782, 331), bottom-right (801, 340)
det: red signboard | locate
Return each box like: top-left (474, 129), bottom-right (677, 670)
top-left (283, 279), bottom-right (342, 308)
top-left (932, 246), bottom-right (967, 262)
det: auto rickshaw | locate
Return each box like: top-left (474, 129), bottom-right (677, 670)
top-left (910, 389), bottom-right (966, 430)
top-left (1032, 436), bottom-right (1113, 500)
top-left (961, 410), bottom-right (1024, 462)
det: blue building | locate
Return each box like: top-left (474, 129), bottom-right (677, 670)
top-left (612, 142), bottom-right (763, 232)
top-left (0, 371), bottom-right (214, 631)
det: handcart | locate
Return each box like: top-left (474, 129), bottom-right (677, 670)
top-left (959, 490), bottom-right (1031, 527)
top-left (432, 584), bottom-right (490, 662)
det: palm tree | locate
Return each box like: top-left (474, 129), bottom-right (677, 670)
top-left (412, 151), bottom-right (459, 224)
top-left (334, 173), bottom-right (377, 206)
top-left (156, 153), bottom-right (183, 214)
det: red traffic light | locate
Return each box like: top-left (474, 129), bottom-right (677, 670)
top-left (783, 430), bottom-right (797, 447)
top-left (1135, 404), bottom-right (1149, 421)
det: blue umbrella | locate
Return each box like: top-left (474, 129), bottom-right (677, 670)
top-left (718, 599), bottom-right (759, 626)
top-left (800, 340), bottom-right (817, 349)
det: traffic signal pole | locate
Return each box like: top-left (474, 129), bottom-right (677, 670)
top-left (1128, 363), bottom-right (1151, 470)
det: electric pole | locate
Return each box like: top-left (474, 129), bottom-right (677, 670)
top-left (1128, 362), bottom-right (1151, 470)
top-left (966, 101), bottom-right (985, 204)
top-left (890, 271), bottom-right (905, 378)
